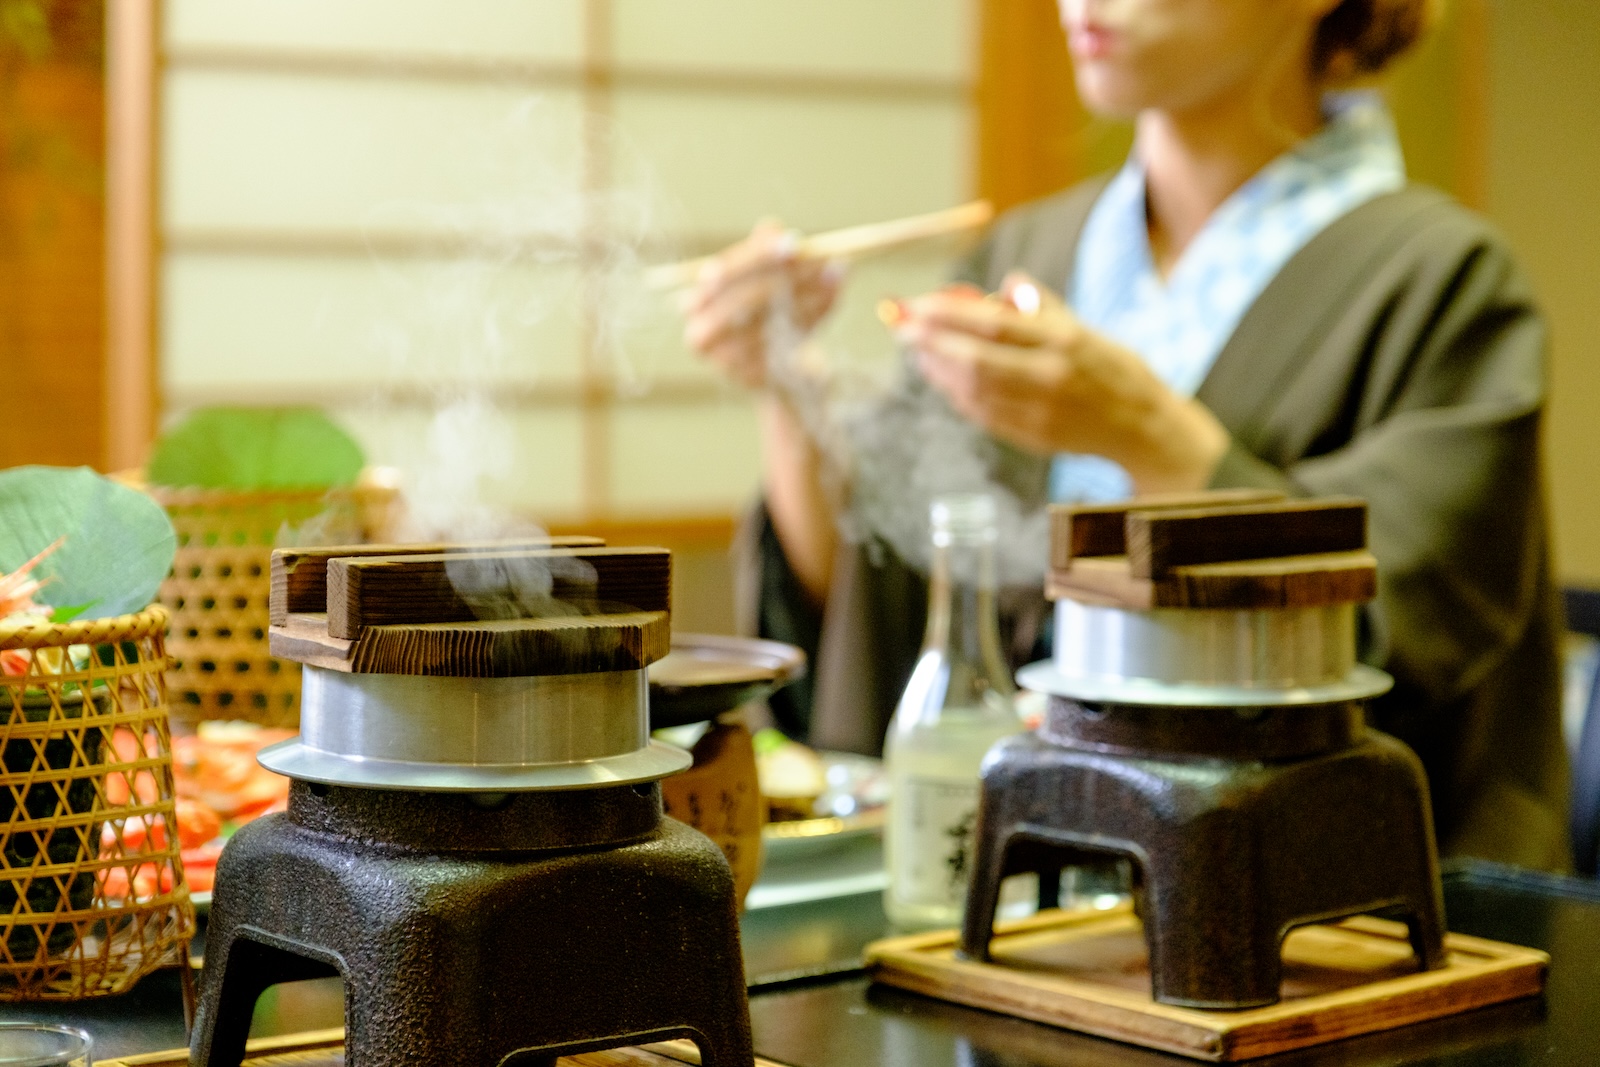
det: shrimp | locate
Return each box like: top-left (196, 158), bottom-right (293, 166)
top-left (0, 536), bottom-right (64, 619)
top-left (1, 537), bottom-right (65, 676)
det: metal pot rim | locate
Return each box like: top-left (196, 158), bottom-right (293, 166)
top-left (1017, 660), bottom-right (1394, 707)
top-left (257, 736), bottom-right (691, 792)
top-left (278, 667), bottom-right (688, 791)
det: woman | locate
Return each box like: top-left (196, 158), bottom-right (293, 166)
top-left (682, 0), bottom-right (1569, 869)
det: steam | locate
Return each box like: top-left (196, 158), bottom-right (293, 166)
top-left (330, 92), bottom-right (1046, 601)
top-left (342, 99), bottom-right (664, 615)
top-left (763, 282), bottom-right (1050, 587)
top-left (445, 546), bottom-right (601, 622)
top-left (835, 383), bottom-right (1050, 587)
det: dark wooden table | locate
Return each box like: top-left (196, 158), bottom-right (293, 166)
top-left (8, 861), bottom-right (1599, 1065)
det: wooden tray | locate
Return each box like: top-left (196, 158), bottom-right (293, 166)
top-left (103, 1029), bottom-right (788, 1066)
top-left (865, 904), bottom-right (1547, 1062)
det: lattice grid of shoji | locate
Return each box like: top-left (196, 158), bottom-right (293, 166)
top-left (157, 0), bottom-right (976, 523)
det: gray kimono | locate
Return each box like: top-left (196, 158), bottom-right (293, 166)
top-left (737, 180), bottom-right (1571, 871)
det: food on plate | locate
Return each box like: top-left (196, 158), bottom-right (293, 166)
top-left (103, 797), bottom-right (221, 854)
top-left (753, 728), bottom-right (826, 822)
top-left (98, 860), bottom-right (175, 901)
top-left (178, 839), bottom-right (225, 893)
top-left (104, 726), bottom-right (163, 807)
top-left (98, 720), bottom-right (293, 900)
top-left (172, 721), bottom-right (294, 819)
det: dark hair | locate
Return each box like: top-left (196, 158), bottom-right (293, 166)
top-left (1313, 0), bottom-right (1439, 81)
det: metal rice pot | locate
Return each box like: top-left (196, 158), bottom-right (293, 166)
top-left (191, 542), bottom-right (754, 1067)
top-left (960, 495), bottom-right (1448, 1010)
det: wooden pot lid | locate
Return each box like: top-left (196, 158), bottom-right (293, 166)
top-left (1048, 491), bottom-right (1378, 611)
top-left (267, 542), bottom-right (672, 677)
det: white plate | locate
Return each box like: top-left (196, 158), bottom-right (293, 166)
top-left (762, 751), bottom-right (886, 861)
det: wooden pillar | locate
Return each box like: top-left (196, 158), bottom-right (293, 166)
top-left (974, 0), bottom-right (1083, 214)
top-left (1451, 0), bottom-right (1490, 211)
top-left (105, 0), bottom-right (160, 472)
top-left (1385, 0), bottom-right (1491, 209)
top-left (0, 2), bottom-right (107, 468)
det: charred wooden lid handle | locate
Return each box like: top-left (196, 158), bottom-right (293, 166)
top-left (1052, 489), bottom-right (1285, 570)
top-left (325, 547), bottom-right (670, 639)
top-left (269, 537), bottom-right (604, 624)
top-left (267, 543), bottom-right (673, 677)
top-left (1047, 492), bottom-right (1378, 611)
top-left (1126, 498), bottom-right (1367, 580)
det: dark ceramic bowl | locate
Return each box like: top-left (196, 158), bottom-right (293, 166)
top-left (647, 633), bottom-right (805, 729)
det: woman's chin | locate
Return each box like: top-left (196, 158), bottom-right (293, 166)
top-left (1072, 70), bottom-right (1148, 120)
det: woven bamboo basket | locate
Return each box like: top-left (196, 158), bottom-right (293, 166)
top-left (0, 606), bottom-right (195, 999)
top-left (148, 485), bottom-right (398, 732)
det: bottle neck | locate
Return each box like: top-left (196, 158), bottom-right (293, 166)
top-left (923, 536), bottom-right (1009, 679)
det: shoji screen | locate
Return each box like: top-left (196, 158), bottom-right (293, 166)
top-left (158, 0), bottom-right (976, 525)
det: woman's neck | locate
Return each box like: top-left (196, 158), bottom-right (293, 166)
top-left (1138, 79), bottom-right (1325, 276)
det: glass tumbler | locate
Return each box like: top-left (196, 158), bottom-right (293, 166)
top-left (0, 1023), bottom-right (93, 1067)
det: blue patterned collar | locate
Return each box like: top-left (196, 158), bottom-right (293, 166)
top-left (1049, 91), bottom-right (1407, 503)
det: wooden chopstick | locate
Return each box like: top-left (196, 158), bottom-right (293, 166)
top-left (644, 200), bottom-right (994, 292)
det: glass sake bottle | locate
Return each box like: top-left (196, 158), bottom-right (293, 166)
top-left (883, 493), bottom-right (1024, 930)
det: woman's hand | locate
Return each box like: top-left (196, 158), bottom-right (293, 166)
top-left (681, 220), bottom-right (842, 389)
top-left (892, 272), bottom-right (1230, 494)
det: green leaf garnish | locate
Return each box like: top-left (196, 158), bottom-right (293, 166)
top-left (48, 603), bottom-right (95, 623)
top-left (0, 467), bottom-right (177, 621)
top-left (146, 406), bottom-right (366, 490)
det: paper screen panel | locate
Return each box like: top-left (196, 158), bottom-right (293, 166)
top-left (162, 253), bottom-right (585, 396)
top-left (334, 406), bottom-right (586, 519)
top-left (615, 89), bottom-right (971, 236)
top-left (609, 401), bottom-right (762, 514)
top-left (613, 0), bottom-right (972, 81)
top-left (608, 307), bottom-right (717, 388)
top-left (154, 1), bottom-right (982, 530)
top-left (165, 0), bottom-right (585, 65)
top-left (163, 70), bottom-right (584, 233)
